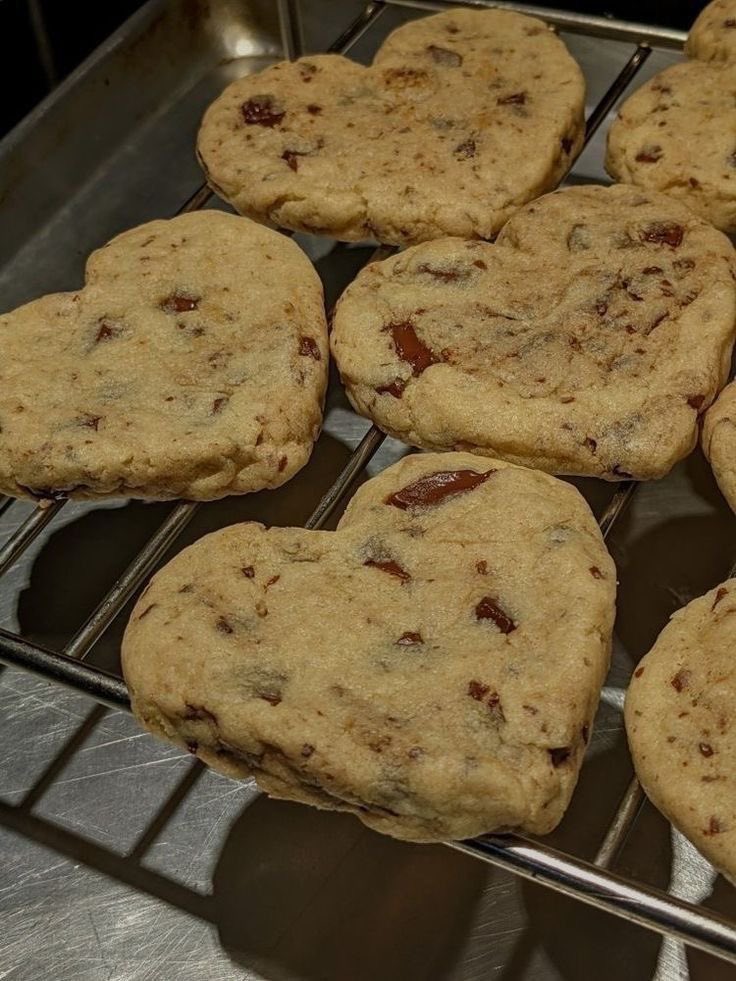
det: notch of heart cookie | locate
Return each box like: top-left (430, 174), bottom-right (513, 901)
top-left (331, 184), bottom-right (736, 481)
top-left (122, 452), bottom-right (616, 842)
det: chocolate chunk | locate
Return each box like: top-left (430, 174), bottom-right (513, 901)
top-left (642, 266), bottom-right (663, 275)
top-left (299, 62), bottom-right (318, 81)
top-left (299, 335), bottom-right (321, 360)
top-left (476, 560), bottom-right (488, 574)
top-left (549, 747), bottom-right (571, 767)
top-left (467, 680), bottom-right (490, 701)
top-left (712, 587), bottom-right (728, 611)
top-left (561, 137), bottom-right (574, 154)
top-left (453, 138), bottom-right (476, 159)
top-left (78, 414), bottom-right (102, 431)
top-left (212, 396), bottom-right (228, 415)
top-left (705, 816), bottom-right (724, 835)
top-left (699, 742), bottom-right (714, 758)
top-left (376, 379), bottom-right (407, 398)
top-left (186, 741), bottom-right (198, 754)
top-left (241, 95), bottom-right (285, 127)
top-left (584, 437), bottom-right (598, 455)
top-left (671, 668), bottom-right (692, 692)
top-left (427, 44), bottom-right (462, 66)
top-left (386, 468), bottom-right (494, 510)
top-left (725, 19), bottom-right (736, 27)
top-left (396, 631), bottom-right (423, 646)
top-left (639, 222), bottom-right (684, 248)
top-left (611, 464), bottom-right (633, 478)
top-left (258, 691), bottom-right (281, 706)
top-left (589, 566), bottom-right (603, 579)
top-left (184, 703), bottom-right (217, 724)
top-left (687, 394), bottom-right (705, 411)
top-left (306, 103), bottom-right (322, 115)
top-left (364, 558), bottom-right (410, 582)
top-left (278, 455), bottom-right (288, 472)
top-left (635, 145), bottom-right (663, 163)
top-left (497, 92), bottom-right (526, 105)
top-left (386, 320), bottom-right (439, 376)
top-left (475, 596), bottom-right (517, 634)
top-left (161, 292), bottom-right (200, 314)
top-left (216, 616), bottom-right (234, 635)
top-left (282, 149), bottom-right (305, 171)
top-left (241, 566), bottom-right (255, 578)
top-left (94, 319), bottom-right (123, 343)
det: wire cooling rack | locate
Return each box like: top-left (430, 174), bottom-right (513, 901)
top-left (1, 0), bottom-right (735, 968)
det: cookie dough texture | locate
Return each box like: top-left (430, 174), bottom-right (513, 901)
top-left (626, 579), bottom-right (736, 882)
top-left (606, 60), bottom-right (736, 233)
top-left (703, 381), bottom-right (736, 513)
top-left (331, 185), bottom-right (736, 480)
top-left (0, 211), bottom-right (328, 502)
top-left (197, 8), bottom-right (585, 246)
top-left (686, 0), bottom-right (736, 62)
top-left (123, 452), bottom-right (616, 843)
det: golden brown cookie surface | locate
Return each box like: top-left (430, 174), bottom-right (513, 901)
top-left (122, 452), bottom-right (616, 843)
top-left (0, 211), bottom-right (327, 501)
top-left (197, 9), bottom-right (585, 246)
top-left (331, 185), bottom-right (736, 480)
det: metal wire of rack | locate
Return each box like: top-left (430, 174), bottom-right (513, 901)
top-left (1, 0), bottom-right (735, 968)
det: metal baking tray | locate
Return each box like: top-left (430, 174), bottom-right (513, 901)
top-left (1, 2), bottom-right (735, 978)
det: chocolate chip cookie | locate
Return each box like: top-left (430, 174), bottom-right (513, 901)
top-left (703, 381), bottom-right (736, 513)
top-left (607, 0), bottom-right (736, 233)
top-left (0, 211), bottom-right (328, 501)
top-left (197, 8), bottom-right (585, 246)
top-left (686, 0), bottom-right (736, 62)
top-left (626, 579), bottom-right (736, 882)
top-left (331, 184), bottom-right (736, 480)
top-left (122, 452), bottom-right (616, 843)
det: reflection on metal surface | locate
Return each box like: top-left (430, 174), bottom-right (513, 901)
top-left (1, 1), bottom-right (735, 979)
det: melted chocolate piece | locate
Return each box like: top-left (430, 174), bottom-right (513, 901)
top-left (396, 631), bottom-right (423, 646)
top-left (161, 292), bottom-right (200, 314)
top-left (386, 320), bottom-right (439, 375)
top-left (241, 95), bottom-right (285, 127)
top-left (671, 668), bottom-right (692, 692)
top-left (454, 138), bottom-right (476, 159)
top-left (299, 335), bottom-right (321, 360)
top-left (549, 747), bottom-right (571, 767)
top-left (475, 596), bottom-right (517, 634)
top-left (376, 379), bottom-right (407, 399)
top-left (282, 150), bottom-right (300, 171)
top-left (95, 320), bottom-right (123, 342)
top-left (467, 680), bottom-right (490, 701)
top-left (386, 469), bottom-right (494, 510)
top-left (364, 558), bottom-right (410, 582)
top-left (639, 222), bottom-right (684, 248)
top-left (635, 146), bottom-right (663, 163)
top-left (561, 136), bottom-right (573, 154)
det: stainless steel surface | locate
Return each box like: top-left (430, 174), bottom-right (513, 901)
top-left (1, 2), bottom-right (735, 979)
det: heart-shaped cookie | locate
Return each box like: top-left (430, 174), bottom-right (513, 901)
top-left (122, 452), bottom-right (615, 842)
top-left (197, 8), bottom-right (585, 246)
top-left (626, 578), bottom-right (736, 882)
top-left (331, 184), bottom-right (736, 480)
top-left (0, 211), bottom-right (328, 501)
